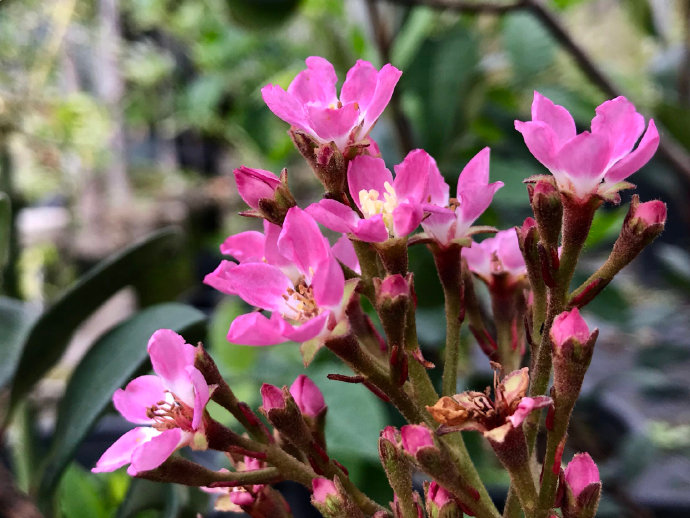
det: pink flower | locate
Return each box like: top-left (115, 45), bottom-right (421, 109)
top-left (262, 57), bottom-right (401, 152)
top-left (550, 308), bottom-right (593, 350)
top-left (207, 207), bottom-right (356, 347)
top-left (312, 477), bottom-right (338, 504)
top-left (306, 149), bottom-right (437, 242)
top-left (289, 374), bottom-right (326, 417)
top-left (92, 330), bottom-right (210, 475)
top-left (234, 166), bottom-right (282, 211)
top-left (421, 147), bottom-right (503, 245)
top-left (564, 453), bottom-right (600, 498)
top-left (400, 424), bottom-right (435, 455)
top-left (632, 199), bottom-right (666, 226)
top-left (515, 92), bottom-right (659, 199)
top-left (462, 229), bottom-right (526, 284)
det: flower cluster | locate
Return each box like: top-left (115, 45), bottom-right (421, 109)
top-left (90, 56), bottom-right (665, 518)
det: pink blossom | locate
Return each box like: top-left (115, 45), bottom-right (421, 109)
top-left (462, 229), bottom-right (526, 284)
top-left (234, 166), bottom-right (281, 210)
top-left (289, 375), bottom-right (326, 417)
top-left (564, 453), bottom-right (600, 498)
top-left (92, 330), bottom-right (210, 475)
top-left (632, 199), bottom-right (666, 226)
top-left (206, 207), bottom-right (356, 347)
top-left (312, 477), bottom-right (338, 504)
top-left (421, 147), bottom-right (503, 245)
top-left (551, 308), bottom-right (593, 349)
top-left (400, 424), bottom-right (434, 455)
top-left (262, 57), bottom-right (401, 152)
top-left (306, 149), bottom-right (437, 242)
top-left (515, 92), bottom-right (659, 199)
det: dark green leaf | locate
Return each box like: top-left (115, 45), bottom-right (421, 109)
top-left (36, 303), bottom-right (206, 506)
top-left (0, 191), bottom-right (9, 272)
top-left (9, 227), bottom-right (187, 412)
top-left (0, 296), bottom-right (38, 389)
top-left (583, 206), bottom-right (626, 249)
top-left (502, 12), bottom-right (555, 83)
top-left (115, 479), bottom-right (180, 518)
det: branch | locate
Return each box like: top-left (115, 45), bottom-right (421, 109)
top-left (382, 0), bottom-right (526, 13)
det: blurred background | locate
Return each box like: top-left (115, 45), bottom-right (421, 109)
top-left (0, 0), bottom-right (689, 516)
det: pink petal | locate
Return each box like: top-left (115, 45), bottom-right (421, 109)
top-left (462, 241), bottom-right (492, 279)
top-left (263, 220), bottom-right (291, 269)
top-left (564, 452), bottom-right (600, 498)
top-left (203, 260), bottom-right (238, 295)
top-left (360, 63), bottom-right (402, 135)
top-left (421, 208), bottom-right (457, 245)
top-left (604, 119), bottom-right (659, 183)
top-left (129, 428), bottom-right (185, 475)
top-left (426, 155), bottom-right (449, 206)
top-left (551, 308), bottom-right (592, 349)
top-left (331, 235), bottom-right (361, 274)
top-left (400, 424), bottom-right (434, 455)
top-left (556, 132), bottom-right (611, 198)
top-left (633, 199), bottom-right (666, 225)
top-left (113, 375), bottom-right (166, 425)
top-left (261, 84), bottom-right (310, 133)
top-left (229, 491), bottom-right (256, 506)
top-left (287, 56), bottom-right (338, 106)
top-left (233, 166), bottom-right (281, 210)
top-left (531, 91), bottom-right (576, 144)
top-left (494, 230), bottom-right (526, 276)
top-left (281, 312), bottom-right (330, 343)
top-left (306, 199), bottom-right (359, 234)
top-left (220, 231), bottom-right (265, 263)
top-left (514, 120), bottom-right (560, 170)
top-left (340, 59), bottom-right (378, 108)
top-left (379, 274), bottom-right (410, 298)
top-left (347, 156), bottom-right (394, 210)
top-left (393, 149), bottom-right (432, 204)
top-left (278, 207), bottom-right (330, 277)
top-left (224, 262), bottom-right (292, 312)
top-left (457, 147), bottom-right (491, 194)
top-left (508, 396), bottom-right (552, 427)
top-left (147, 329), bottom-right (196, 400)
top-left (457, 181), bottom-right (503, 228)
top-left (313, 256), bottom-right (344, 308)
top-left (305, 103), bottom-right (359, 148)
top-left (392, 202), bottom-right (423, 237)
top-left (227, 312), bottom-right (287, 346)
top-left (186, 366), bottom-right (210, 430)
top-left (289, 375), bottom-right (326, 417)
top-left (591, 96), bottom-right (645, 165)
top-left (351, 215), bottom-right (389, 242)
top-left (92, 427), bottom-right (158, 473)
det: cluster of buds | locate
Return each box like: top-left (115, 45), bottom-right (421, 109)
top-left (90, 57), bottom-right (666, 518)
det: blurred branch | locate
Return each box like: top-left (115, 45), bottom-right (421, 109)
top-left (379, 0), bottom-right (690, 182)
top-left (364, 0), bottom-right (415, 154)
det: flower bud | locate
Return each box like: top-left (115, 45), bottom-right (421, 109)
top-left (630, 199), bottom-right (666, 228)
top-left (234, 166), bottom-right (296, 225)
top-left (400, 424), bottom-right (435, 456)
top-left (312, 477), bottom-right (339, 505)
top-left (530, 179), bottom-right (563, 249)
top-left (425, 481), bottom-right (462, 518)
top-left (290, 130), bottom-right (347, 198)
top-left (289, 375), bottom-right (326, 418)
top-left (550, 308), bottom-right (592, 350)
top-left (563, 453), bottom-right (602, 518)
top-left (311, 477), bottom-right (365, 518)
top-left (260, 383), bottom-right (286, 412)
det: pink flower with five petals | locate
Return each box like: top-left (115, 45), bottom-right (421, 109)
top-left (421, 147), bottom-right (504, 246)
top-left (515, 92), bottom-right (659, 200)
top-left (205, 207), bottom-right (356, 348)
top-left (92, 330), bottom-right (210, 476)
top-left (262, 57), bottom-right (401, 152)
top-left (306, 149), bottom-right (438, 242)
top-left (462, 229), bottom-right (526, 285)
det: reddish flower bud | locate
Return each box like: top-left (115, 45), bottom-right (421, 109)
top-left (531, 178), bottom-right (563, 248)
top-left (631, 199), bottom-right (666, 227)
top-left (260, 383), bottom-right (285, 412)
top-left (312, 477), bottom-right (338, 504)
top-left (400, 424), bottom-right (435, 455)
top-left (289, 375), bottom-right (326, 417)
top-left (234, 166), bottom-right (281, 210)
top-left (564, 453), bottom-right (599, 498)
top-left (381, 426), bottom-right (400, 445)
top-left (550, 308), bottom-right (592, 349)
top-left (379, 274), bottom-right (410, 299)
top-left (563, 453), bottom-right (602, 518)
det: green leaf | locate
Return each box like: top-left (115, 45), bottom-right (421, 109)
top-left (0, 296), bottom-right (38, 389)
top-left (115, 479), bottom-right (180, 518)
top-left (502, 12), bottom-right (555, 84)
top-left (0, 191), bottom-right (10, 272)
top-left (58, 464), bottom-right (109, 518)
top-left (9, 227), bottom-right (187, 413)
top-left (36, 303), bottom-right (206, 507)
top-left (390, 7), bottom-right (436, 71)
top-left (583, 206), bottom-right (626, 249)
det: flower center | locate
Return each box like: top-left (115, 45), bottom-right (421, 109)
top-left (147, 392), bottom-right (194, 431)
top-left (281, 278), bottom-right (321, 321)
top-left (358, 181), bottom-right (399, 234)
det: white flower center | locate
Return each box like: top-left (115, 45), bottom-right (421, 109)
top-left (358, 181), bottom-right (399, 234)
